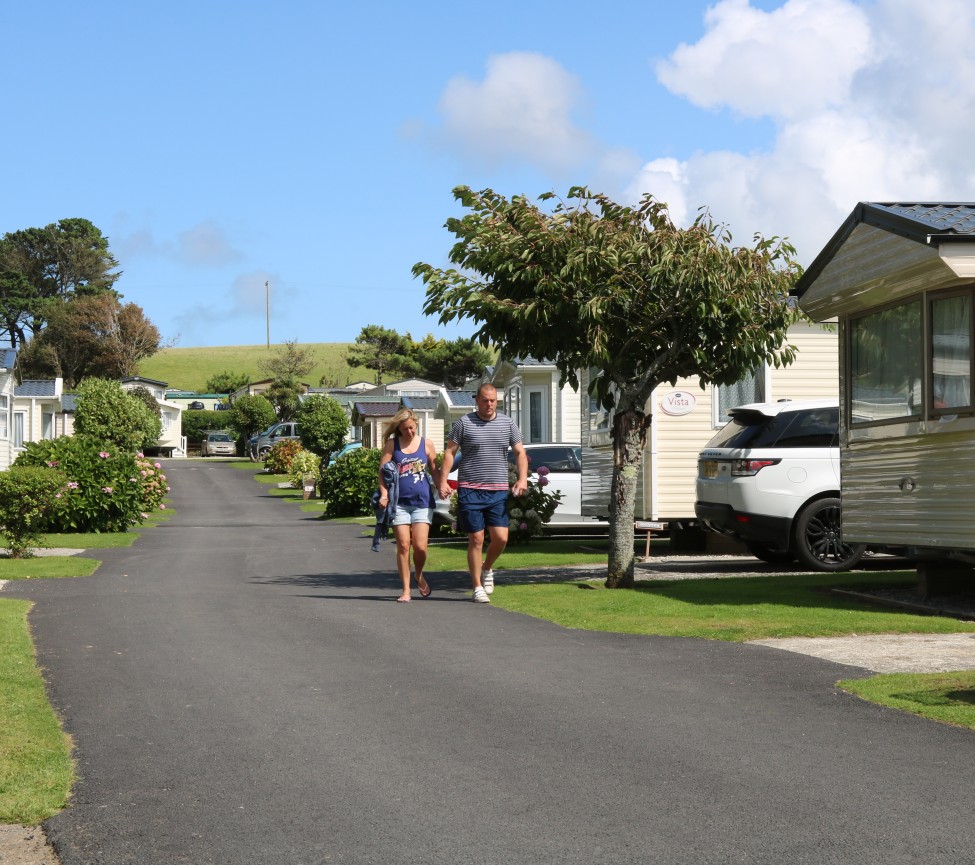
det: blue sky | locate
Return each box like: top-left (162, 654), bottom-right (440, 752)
top-left (4, 0), bottom-right (974, 348)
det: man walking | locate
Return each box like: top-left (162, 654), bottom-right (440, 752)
top-left (439, 383), bottom-right (528, 603)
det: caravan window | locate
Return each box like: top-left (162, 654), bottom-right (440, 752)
top-left (850, 300), bottom-right (922, 424)
top-left (930, 293), bottom-right (972, 413)
top-left (715, 367), bottom-right (766, 424)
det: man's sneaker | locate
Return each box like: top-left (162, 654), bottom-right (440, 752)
top-left (482, 569), bottom-right (494, 594)
top-left (472, 586), bottom-right (491, 604)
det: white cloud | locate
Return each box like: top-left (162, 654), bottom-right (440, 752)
top-left (177, 221), bottom-right (242, 266)
top-left (172, 269), bottom-right (289, 342)
top-left (437, 52), bottom-right (596, 173)
top-left (633, 0), bottom-right (975, 261)
top-left (114, 220), bottom-right (242, 267)
top-left (655, 0), bottom-right (873, 120)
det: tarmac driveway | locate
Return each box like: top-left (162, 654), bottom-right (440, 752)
top-left (6, 460), bottom-right (975, 864)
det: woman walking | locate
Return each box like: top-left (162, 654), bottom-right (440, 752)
top-left (378, 408), bottom-right (439, 602)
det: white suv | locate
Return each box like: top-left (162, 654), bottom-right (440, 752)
top-left (694, 399), bottom-right (865, 572)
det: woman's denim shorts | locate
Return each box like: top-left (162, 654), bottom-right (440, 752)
top-left (392, 504), bottom-right (433, 526)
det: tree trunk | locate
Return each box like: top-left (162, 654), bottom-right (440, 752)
top-left (605, 404), bottom-right (650, 588)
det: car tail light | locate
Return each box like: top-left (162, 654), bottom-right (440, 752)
top-left (731, 458), bottom-right (780, 476)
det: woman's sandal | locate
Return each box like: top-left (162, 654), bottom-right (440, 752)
top-left (396, 595), bottom-right (411, 603)
top-left (418, 577), bottom-right (432, 598)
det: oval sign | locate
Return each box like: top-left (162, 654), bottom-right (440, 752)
top-left (659, 391), bottom-right (697, 416)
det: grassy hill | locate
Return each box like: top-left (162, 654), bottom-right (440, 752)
top-left (137, 343), bottom-right (377, 393)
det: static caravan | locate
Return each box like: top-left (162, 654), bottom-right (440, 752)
top-left (580, 323), bottom-right (839, 536)
top-left (794, 202), bottom-right (975, 590)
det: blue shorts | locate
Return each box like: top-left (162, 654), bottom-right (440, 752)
top-left (457, 489), bottom-right (509, 533)
top-left (392, 504), bottom-right (433, 526)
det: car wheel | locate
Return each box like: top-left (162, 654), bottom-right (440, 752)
top-left (792, 497), bottom-right (866, 572)
top-left (258, 447), bottom-right (271, 460)
top-left (745, 542), bottom-right (795, 565)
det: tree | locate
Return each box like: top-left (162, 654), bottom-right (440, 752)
top-left (205, 370), bottom-right (250, 395)
top-left (346, 325), bottom-right (417, 385)
top-left (411, 334), bottom-right (493, 387)
top-left (415, 186), bottom-right (802, 587)
top-left (19, 294), bottom-right (161, 387)
top-left (228, 394), bottom-right (277, 441)
top-left (73, 378), bottom-right (161, 452)
top-left (0, 218), bottom-right (121, 348)
top-left (296, 394), bottom-right (348, 457)
top-left (258, 339), bottom-right (316, 380)
top-left (264, 376), bottom-right (303, 421)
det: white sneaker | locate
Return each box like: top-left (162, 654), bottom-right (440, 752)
top-left (482, 569), bottom-right (494, 594)
top-left (472, 586), bottom-right (491, 604)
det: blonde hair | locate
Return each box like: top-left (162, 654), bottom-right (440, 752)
top-left (383, 408), bottom-right (419, 442)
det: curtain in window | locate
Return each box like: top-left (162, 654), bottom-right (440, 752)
top-left (931, 295), bottom-right (971, 411)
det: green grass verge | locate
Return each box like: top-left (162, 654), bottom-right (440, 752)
top-left (424, 537), bottom-right (612, 572)
top-left (489, 571), bottom-right (975, 641)
top-left (0, 557), bottom-right (100, 580)
top-left (839, 671), bottom-right (975, 730)
top-left (0, 600), bottom-right (74, 823)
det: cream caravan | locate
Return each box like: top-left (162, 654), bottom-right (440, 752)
top-left (580, 323), bottom-right (839, 543)
top-left (794, 202), bottom-right (975, 594)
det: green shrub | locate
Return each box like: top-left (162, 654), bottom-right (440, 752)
top-left (296, 394), bottom-right (348, 457)
top-left (288, 450), bottom-right (322, 490)
top-left (228, 394), bottom-right (276, 440)
top-left (74, 377), bottom-right (162, 451)
top-left (15, 437), bottom-right (170, 532)
top-left (182, 409), bottom-right (228, 442)
top-left (264, 438), bottom-right (303, 474)
top-left (320, 447), bottom-right (382, 517)
top-left (0, 466), bottom-right (69, 557)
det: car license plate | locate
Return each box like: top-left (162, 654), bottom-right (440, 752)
top-left (702, 460), bottom-right (718, 479)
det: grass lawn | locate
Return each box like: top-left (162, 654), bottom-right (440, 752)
top-left (423, 537), bottom-right (615, 572)
top-left (489, 570), bottom-right (975, 641)
top-left (0, 557), bottom-right (100, 580)
top-left (0, 600), bottom-right (73, 823)
top-left (839, 671), bottom-right (975, 731)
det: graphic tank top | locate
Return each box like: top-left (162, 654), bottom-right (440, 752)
top-left (392, 437), bottom-right (432, 508)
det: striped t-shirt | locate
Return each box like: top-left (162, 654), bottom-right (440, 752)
top-left (448, 412), bottom-right (523, 491)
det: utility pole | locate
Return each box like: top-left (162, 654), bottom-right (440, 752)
top-left (265, 280), bottom-right (270, 349)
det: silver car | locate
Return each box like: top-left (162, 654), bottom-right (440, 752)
top-left (201, 431), bottom-right (236, 457)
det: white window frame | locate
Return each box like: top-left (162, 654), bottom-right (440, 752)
top-left (526, 385), bottom-right (550, 443)
top-left (0, 394), bottom-right (7, 439)
top-left (712, 365), bottom-right (770, 427)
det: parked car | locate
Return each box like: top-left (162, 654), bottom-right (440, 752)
top-left (433, 443), bottom-right (589, 528)
top-left (694, 398), bottom-right (866, 572)
top-left (201, 431), bottom-right (236, 457)
top-left (328, 441), bottom-right (363, 466)
top-left (249, 421), bottom-right (302, 461)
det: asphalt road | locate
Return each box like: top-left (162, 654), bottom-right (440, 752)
top-left (8, 460), bottom-right (975, 864)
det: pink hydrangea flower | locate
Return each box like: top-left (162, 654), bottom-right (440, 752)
top-left (538, 476), bottom-right (549, 487)
top-left (99, 451), bottom-right (110, 458)
top-left (67, 481), bottom-right (79, 489)
top-left (536, 466), bottom-right (550, 476)
top-left (102, 486), bottom-right (113, 494)
top-left (160, 504), bottom-right (166, 509)
top-left (154, 462), bottom-right (162, 469)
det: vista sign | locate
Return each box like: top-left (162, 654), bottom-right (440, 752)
top-left (659, 390), bottom-right (696, 416)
